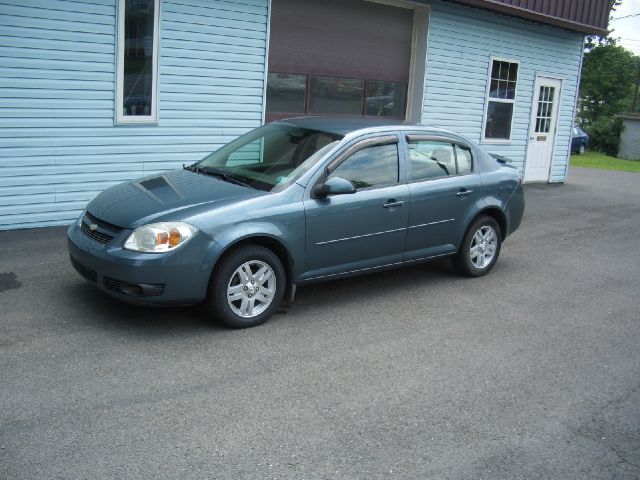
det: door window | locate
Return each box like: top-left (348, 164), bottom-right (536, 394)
top-left (535, 86), bottom-right (555, 133)
top-left (455, 145), bottom-right (473, 175)
top-left (329, 143), bottom-right (399, 190)
top-left (407, 140), bottom-right (455, 181)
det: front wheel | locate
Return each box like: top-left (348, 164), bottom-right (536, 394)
top-left (453, 215), bottom-right (502, 277)
top-left (206, 245), bottom-right (285, 328)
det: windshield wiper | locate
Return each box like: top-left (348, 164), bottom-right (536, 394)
top-left (187, 165), bottom-right (251, 187)
top-left (183, 163), bottom-right (205, 174)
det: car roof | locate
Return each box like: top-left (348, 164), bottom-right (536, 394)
top-left (273, 116), bottom-right (468, 141)
top-left (274, 116), bottom-right (414, 136)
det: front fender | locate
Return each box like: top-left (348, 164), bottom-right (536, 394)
top-left (213, 222), bottom-right (302, 263)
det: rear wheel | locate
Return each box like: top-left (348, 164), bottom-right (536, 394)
top-left (454, 215), bottom-right (502, 277)
top-left (206, 245), bottom-right (285, 328)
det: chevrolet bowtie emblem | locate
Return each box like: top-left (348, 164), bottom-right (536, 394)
top-left (89, 223), bottom-right (98, 231)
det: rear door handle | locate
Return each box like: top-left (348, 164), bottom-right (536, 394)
top-left (383, 199), bottom-right (404, 208)
top-left (456, 189), bottom-right (473, 198)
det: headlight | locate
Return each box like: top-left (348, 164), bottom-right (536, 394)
top-left (124, 222), bottom-right (198, 253)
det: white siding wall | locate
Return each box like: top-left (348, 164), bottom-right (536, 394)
top-left (0, 0), bottom-right (269, 229)
top-left (422, 1), bottom-right (584, 182)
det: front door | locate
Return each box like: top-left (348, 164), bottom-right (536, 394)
top-left (302, 139), bottom-right (410, 281)
top-left (524, 76), bottom-right (562, 182)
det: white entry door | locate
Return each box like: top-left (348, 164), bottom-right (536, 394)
top-left (524, 76), bottom-right (562, 182)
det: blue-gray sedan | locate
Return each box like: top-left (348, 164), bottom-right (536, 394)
top-left (68, 117), bottom-right (524, 328)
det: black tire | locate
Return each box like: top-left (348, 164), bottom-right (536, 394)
top-left (579, 144), bottom-right (585, 155)
top-left (206, 245), bottom-right (285, 329)
top-left (453, 215), bottom-right (502, 277)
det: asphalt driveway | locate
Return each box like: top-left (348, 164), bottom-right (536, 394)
top-left (1, 167), bottom-right (639, 479)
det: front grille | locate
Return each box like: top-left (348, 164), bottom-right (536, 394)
top-left (103, 276), bottom-right (165, 297)
top-left (80, 212), bottom-right (123, 244)
top-left (85, 211), bottom-right (123, 234)
top-left (70, 256), bottom-right (97, 283)
top-left (80, 221), bottom-right (114, 244)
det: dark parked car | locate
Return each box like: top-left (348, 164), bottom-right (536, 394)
top-left (68, 117), bottom-right (525, 328)
top-left (571, 125), bottom-right (589, 154)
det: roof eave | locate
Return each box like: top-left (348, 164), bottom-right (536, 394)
top-left (449, 0), bottom-right (609, 36)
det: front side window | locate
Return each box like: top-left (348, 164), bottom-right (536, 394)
top-left (330, 143), bottom-right (399, 190)
top-left (483, 59), bottom-right (519, 141)
top-left (116, 0), bottom-right (160, 123)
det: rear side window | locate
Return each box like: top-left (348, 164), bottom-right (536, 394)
top-left (455, 145), bottom-right (472, 175)
top-left (330, 143), bottom-right (399, 190)
top-left (408, 139), bottom-right (472, 181)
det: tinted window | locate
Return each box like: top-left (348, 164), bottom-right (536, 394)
top-left (455, 145), bottom-right (472, 174)
top-left (310, 76), bottom-right (364, 115)
top-left (266, 73), bottom-right (307, 114)
top-left (200, 125), bottom-right (341, 191)
top-left (365, 81), bottom-right (406, 117)
top-left (408, 140), bottom-right (456, 181)
top-left (330, 143), bottom-right (398, 190)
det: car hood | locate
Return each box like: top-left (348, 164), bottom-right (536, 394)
top-left (87, 168), bottom-right (265, 228)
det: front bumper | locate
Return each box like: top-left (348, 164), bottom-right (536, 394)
top-left (67, 219), bottom-right (222, 306)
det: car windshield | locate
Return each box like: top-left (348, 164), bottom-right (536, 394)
top-left (197, 124), bottom-right (343, 192)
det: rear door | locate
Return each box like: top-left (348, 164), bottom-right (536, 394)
top-left (402, 134), bottom-right (482, 261)
top-left (301, 135), bottom-right (410, 280)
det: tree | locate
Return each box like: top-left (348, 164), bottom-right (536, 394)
top-left (575, 0), bottom-right (640, 155)
top-left (577, 44), bottom-right (639, 155)
top-left (578, 44), bottom-right (638, 123)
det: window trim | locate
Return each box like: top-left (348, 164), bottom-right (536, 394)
top-left (115, 0), bottom-right (161, 125)
top-left (481, 57), bottom-right (520, 144)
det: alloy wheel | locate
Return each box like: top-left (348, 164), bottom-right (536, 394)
top-left (226, 260), bottom-right (276, 318)
top-left (470, 225), bottom-right (498, 269)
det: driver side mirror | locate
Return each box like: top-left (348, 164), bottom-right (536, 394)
top-left (312, 176), bottom-right (356, 199)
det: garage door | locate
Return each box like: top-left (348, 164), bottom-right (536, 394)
top-left (266, 0), bottom-right (414, 123)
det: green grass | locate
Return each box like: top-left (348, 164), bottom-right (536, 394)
top-left (570, 151), bottom-right (640, 172)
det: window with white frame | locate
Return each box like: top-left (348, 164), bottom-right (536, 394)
top-left (483, 59), bottom-right (519, 141)
top-left (116, 0), bottom-right (160, 123)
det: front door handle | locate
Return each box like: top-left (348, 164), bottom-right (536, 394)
top-left (383, 199), bottom-right (404, 208)
top-left (456, 189), bottom-right (473, 198)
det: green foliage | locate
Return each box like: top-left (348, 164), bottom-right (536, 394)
top-left (577, 42), bottom-right (639, 155)
top-left (578, 44), bottom-right (638, 124)
top-left (585, 115), bottom-right (624, 156)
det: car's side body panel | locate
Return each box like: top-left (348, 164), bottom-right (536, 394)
top-left (404, 172), bottom-right (483, 262)
top-left (300, 183), bottom-right (411, 281)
